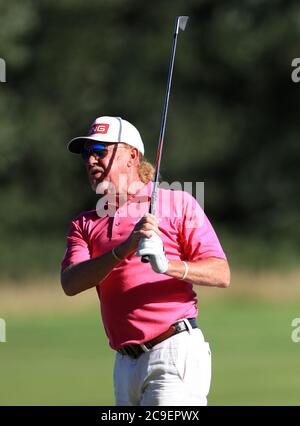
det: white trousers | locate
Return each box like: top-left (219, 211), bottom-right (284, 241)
top-left (113, 326), bottom-right (211, 406)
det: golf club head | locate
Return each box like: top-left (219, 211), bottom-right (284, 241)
top-left (178, 16), bottom-right (189, 31)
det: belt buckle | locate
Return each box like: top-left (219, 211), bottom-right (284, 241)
top-left (173, 318), bottom-right (193, 334)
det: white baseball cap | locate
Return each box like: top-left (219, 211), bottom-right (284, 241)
top-left (67, 116), bottom-right (145, 155)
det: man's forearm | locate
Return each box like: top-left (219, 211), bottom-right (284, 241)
top-left (61, 215), bottom-right (160, 297)
top-left (165, 258), bottom-right (230, 288)
top-left (61, 246), bottom-right (125, 296)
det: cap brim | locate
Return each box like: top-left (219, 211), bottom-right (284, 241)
top-left (67, 136), bottom-right (113, 153)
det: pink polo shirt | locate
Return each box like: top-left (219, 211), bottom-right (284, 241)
top-left (61, 182), bottom-right (226, 349)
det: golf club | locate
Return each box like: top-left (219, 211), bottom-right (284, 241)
top-left (142, 15), bottom-right (189, 263)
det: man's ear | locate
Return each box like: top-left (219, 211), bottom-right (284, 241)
top-left (131, 147), bottom-right (139, 159)
top-left (128, 147), bottom-right (139, 166)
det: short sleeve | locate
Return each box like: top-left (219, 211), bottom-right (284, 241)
top-left (179, 192), bottom-right (227, 261)
top-left (61, 218), bottom-right (91, 271)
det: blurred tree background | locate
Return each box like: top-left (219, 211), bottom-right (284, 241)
top-left (1, 0), bottom-right (300, 277)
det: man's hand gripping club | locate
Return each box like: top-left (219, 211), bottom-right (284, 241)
top-left (136, 231), bottom-right (169, 273)
top-left (134, 214), bottom-right (169, 274)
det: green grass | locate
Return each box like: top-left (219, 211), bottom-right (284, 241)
top-left (200, 298), bottom-right (300, 405)
top-left (0, 310), bottom-right (115, 405)
top-left (0, 299), bottom-right (300, 405)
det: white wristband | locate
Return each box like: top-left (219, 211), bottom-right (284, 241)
top-left (181, 261), bottom-right (188, 280)
top-left (112, 247), bottom-right (123, 262)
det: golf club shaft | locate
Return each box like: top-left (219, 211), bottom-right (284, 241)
top-left (142, 16), bottom-right (189, 263)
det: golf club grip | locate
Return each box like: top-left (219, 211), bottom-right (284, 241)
top-left (140, 184), bottom-right (157, 264)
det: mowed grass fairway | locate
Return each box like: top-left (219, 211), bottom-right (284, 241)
top-left (0, 271), bottom-right (300, 406)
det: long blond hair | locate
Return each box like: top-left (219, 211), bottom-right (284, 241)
top-left (137, 154), bottom-right (155, 183)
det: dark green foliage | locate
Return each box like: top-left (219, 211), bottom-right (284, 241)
top-left (0, 0), bottom-right (299, 252)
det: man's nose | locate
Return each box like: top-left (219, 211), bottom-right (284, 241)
top-left (87, 154), bottom-right (98, 166)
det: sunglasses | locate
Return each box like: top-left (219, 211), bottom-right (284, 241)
top-left (81, 143), bottom-right (110, 162)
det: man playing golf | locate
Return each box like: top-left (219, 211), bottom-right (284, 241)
top-left (61, 115), bottom-right (230, 406)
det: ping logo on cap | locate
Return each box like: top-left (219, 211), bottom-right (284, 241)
top-left (89, 123), bottom-right (110, 135)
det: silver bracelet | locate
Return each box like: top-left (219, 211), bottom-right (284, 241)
top-left (181, 261), bottom-right (188, 280)
top-left (112, 247), bottom-right (123, 262)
